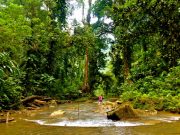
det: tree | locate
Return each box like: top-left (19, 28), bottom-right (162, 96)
top-left (93, 0), bottom-right (180, 82)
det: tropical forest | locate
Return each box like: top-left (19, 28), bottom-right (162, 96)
top-left (0, 0), bottom-right (180, 116)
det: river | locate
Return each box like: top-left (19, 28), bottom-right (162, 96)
top-left (0, 102), bottom-right (180, 135)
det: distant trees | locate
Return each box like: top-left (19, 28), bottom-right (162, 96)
top-left (93, 0), bottom-right (180, 83)
top-left (92, 0), bottom-right (180, 112)
top-left (0, 0), bottom-right (108, 109)
top-left (0, 0), bottom-right (179, 111)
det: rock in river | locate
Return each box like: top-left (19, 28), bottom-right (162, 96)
top-left (50, 110), bottom-right (65, 117)
top-left (107, 104), bottom-right (138, 120)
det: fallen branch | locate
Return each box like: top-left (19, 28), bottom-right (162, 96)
top-left (21, 96), bottom-right (45, 105)
top-left (10, 95), bottom-right (48, 108)
top-left (33, 99), bottom-right (46, 106)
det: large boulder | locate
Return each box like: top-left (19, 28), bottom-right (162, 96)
top-left (102, 100), bottom-right (122, 111)
top-left (107, 104), bottom-right (138, 120)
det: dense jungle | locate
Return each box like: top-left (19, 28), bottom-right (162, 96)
top-left (0, 0), bottom-right (180, 114)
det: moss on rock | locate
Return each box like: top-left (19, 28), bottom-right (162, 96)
top-left (107, 103), bottom-right (138, 120)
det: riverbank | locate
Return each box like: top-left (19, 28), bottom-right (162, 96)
top-left (1, 102), bottom-right (180, 135)
top-left (1, 96), bottom-right (179, 124)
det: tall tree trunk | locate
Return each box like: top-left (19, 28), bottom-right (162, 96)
top-left (82, 47), bottom-right (90, 92)
top-left (82, 0), bottom-right (92, 93)
top-left (123, 45), bottom-right (131, 83)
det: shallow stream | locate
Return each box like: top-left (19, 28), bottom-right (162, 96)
top-left (0, 102), bottom-right (180, 135)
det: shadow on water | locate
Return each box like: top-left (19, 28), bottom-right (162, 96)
top-left (1, 102), bottom-right (180, 135)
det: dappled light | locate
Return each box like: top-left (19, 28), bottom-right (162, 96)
top-left (0, 0), bottom-right (179, 134)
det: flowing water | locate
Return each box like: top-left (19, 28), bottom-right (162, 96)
top-left (0, 102), bottom-right (180, 135)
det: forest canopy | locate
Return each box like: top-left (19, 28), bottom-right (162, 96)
top-left (0, 0), bottom-right (179, 112)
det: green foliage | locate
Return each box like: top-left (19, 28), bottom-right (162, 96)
top-left (72, 25), bottom-right (107, 93)
top-left (92, 0), bottom-right (180, 112)
top-left (92, 0), bottom-right (113, 19)
top-left (0, 0), bottom-right (74, 108)
top-left (0, 2), bottom-right (31, 61)
top-left (0, 52), bottom-right (22, 109)
top-left (0, 0), bottom-right (179, 113)
top-left (120, 64), bottom-right (180, 112)
top-left (94, 84), bottom-right (104, 96)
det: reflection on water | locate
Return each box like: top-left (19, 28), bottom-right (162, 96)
top-left (0, 102), bottom-right (180, 135)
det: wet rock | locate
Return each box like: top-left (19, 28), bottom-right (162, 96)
top-left (103, 101), bottom-right (117, 110)
top-left (50, 110), bottom-right (65, 117)
top-left (48, 100), bottom-right (57, 108)
top-left (107, 104), bottom-right (138, 120)
top-left (102, 100), bottom-right (123, 112)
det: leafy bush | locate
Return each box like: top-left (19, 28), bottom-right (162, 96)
top-left (120, 64), bottom-right (180, 113)
top-left (0, 52), bottom-right (22, 109)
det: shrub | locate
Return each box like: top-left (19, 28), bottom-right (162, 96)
top-left (0, 52), bottom-right (22, 109)
top-left (119, 64), bottom-right (180, 113)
